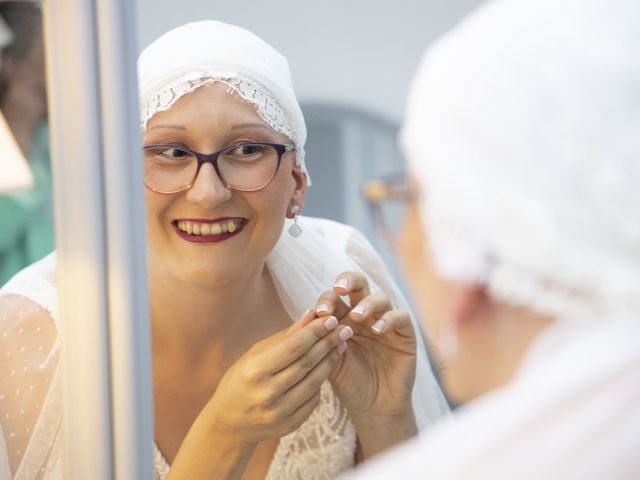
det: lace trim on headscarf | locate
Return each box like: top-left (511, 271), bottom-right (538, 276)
top-left (141, 73), bottom-right (307, 171)
top-left (428, 215), bottom-right (640, 324)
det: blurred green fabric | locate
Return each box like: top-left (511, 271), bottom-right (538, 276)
top-left (0, 123), bottom-right (54, 286)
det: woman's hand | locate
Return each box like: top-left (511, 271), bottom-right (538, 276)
top-left (315, 272), bottom-right (418, 457)
top-left (167, 310), bottom-right (351, 480)
top-left (203, 309), bottom-right (351, 444)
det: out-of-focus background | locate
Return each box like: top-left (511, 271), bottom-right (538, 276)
top-left (136, 0), bottom-right (485, 271)
top-left (0, 0), bottom-right (485, 287)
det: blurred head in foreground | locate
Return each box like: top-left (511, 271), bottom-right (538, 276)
top-left (346, 1), bottom-right (640, 478)
top-left (398, 0), bottom-right (640, 403)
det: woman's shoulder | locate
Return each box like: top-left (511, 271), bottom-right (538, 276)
top-left (298, 216), bottom-right (371, 252)
top-left (0, 255), bottom-right (62, 478)
top-left (301, 215), bottom-right (359, 235)
top-left (300, 216), bottom-right (385, 266)
top-left (1, 252), bottom-right (59, 327)
top-left (290, 216), bottom-right (391, 289)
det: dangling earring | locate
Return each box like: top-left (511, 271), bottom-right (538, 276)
top-left (288, 205), bottom-right (302, 237)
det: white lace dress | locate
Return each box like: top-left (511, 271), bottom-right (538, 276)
top-left (0, 217), bottom-right (449, 479)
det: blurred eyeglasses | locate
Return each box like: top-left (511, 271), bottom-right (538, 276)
top-left (363, 172), bottom-right (416, 248)
top-left (143, 141), bottom-right (295, 194)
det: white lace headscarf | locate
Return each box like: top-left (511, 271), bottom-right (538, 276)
top-left (401, 0), bottom-right (640, 323)
top-left (138, 20), bottom-right (310, 184)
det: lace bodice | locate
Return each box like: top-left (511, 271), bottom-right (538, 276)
top-left (153, 382), bottom-right (356, 479)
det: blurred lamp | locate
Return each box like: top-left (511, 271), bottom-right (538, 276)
top-left (0, 110), bottom-right (33, 193)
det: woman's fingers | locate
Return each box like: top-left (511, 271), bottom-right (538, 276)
top-left (259, 314), bottom-right (344, 373)
top-left (331, 272), bottom-right (413, 337)
top-left (314, 290), bottom-right (350, 319)
top-left (366, 309), bottom-right (415, 338)
top-left (273, 323), bottom-right (351, 391)
top-left (241, 328), bottom-right (348, 436)
top-left (348, 292), bottom-right (392, 324)
top-left (280, 344), bottom-right (343, 415)
top-left (286, 308), bottom-right (317, 336)
top-left (315, 272), bottom-right (377, 319)
top-left (332, 271), bottom-right (372, 308)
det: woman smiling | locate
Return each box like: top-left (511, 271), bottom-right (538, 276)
top-left (0, 20), bottom-right (448, 479)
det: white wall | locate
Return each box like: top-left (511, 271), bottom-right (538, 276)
top-left (136, 0), bottom-right (485, 123)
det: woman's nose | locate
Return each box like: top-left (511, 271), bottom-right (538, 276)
top-left (184, 162), bottom-right (232, 208)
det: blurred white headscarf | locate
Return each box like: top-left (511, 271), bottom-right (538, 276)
top-left (138, 20), bottom-right (310, 183)
top-left (401, 0), bottom-right (640, 322)
top-left (345, 2), bottom-right (640, 479)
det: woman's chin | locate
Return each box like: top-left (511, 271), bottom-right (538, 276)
top-left (442, 375), bottom-right (467, 406)
top-left (148, 255), bottom-right (239, 288)
top-left (174, 266), bottom-right (236, 287)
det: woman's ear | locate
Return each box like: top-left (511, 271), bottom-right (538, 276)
top-left (288, 167), bottom-right (308, 215)
top-left (437, 282), bottom-right (487, 359)
top-left (450, 282), bottom-right (488, 332)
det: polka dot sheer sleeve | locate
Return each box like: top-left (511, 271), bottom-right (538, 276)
top-left (0, 294), bottom-right (62, 479)
top-left (0, 254), bottom-right (63, 480)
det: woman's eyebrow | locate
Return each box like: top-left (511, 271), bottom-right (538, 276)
top-left (146, 124), bottom-right (187, 132)
top-left (231, 122), bottom-right (270, 131)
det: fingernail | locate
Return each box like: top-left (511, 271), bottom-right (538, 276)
top-left (304, 308), bottom-right (315, 317)
top-left (324, 316), bottom-right (338, 330)
top-left (333, 278), bottom-right (349, 289)
top-left (339, 325), bottom-right (353, 341)
top-left (316, 303), bottom-right (331, 314)
top-left (336, 342), bottom-right (348, 355)
top-left (352, 304), bottom-right (366, 316)
top-left (371, 320), bottom-right (386, 334)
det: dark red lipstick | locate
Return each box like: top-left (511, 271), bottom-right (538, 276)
top-left (173, 217), bottom-right (246, 243)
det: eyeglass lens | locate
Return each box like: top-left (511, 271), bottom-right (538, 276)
top-left (143, 143), bottom-right (281, 193)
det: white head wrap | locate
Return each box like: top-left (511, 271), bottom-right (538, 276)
top-left (138, 20), bottom-right (309, 183)
top-left (401, 0), bottom-right (640, 322)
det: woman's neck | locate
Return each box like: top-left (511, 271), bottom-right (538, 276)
top-left (149, 262), bottom-right (289, 362)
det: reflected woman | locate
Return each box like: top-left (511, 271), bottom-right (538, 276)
top-left (0, 21), bottom-right (448, 479)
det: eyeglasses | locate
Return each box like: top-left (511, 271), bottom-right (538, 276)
top-left (363, 172), bottom-right (416, 248)
top-left (142, 141), bottom-right (295, 194)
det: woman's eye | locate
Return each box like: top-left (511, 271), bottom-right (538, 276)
top-left (144, 146), bottom-right (194, 164)
top-left (162, 147), bottom-right (190, 158)
top-left (233, 144), bottom-right (264, 156)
